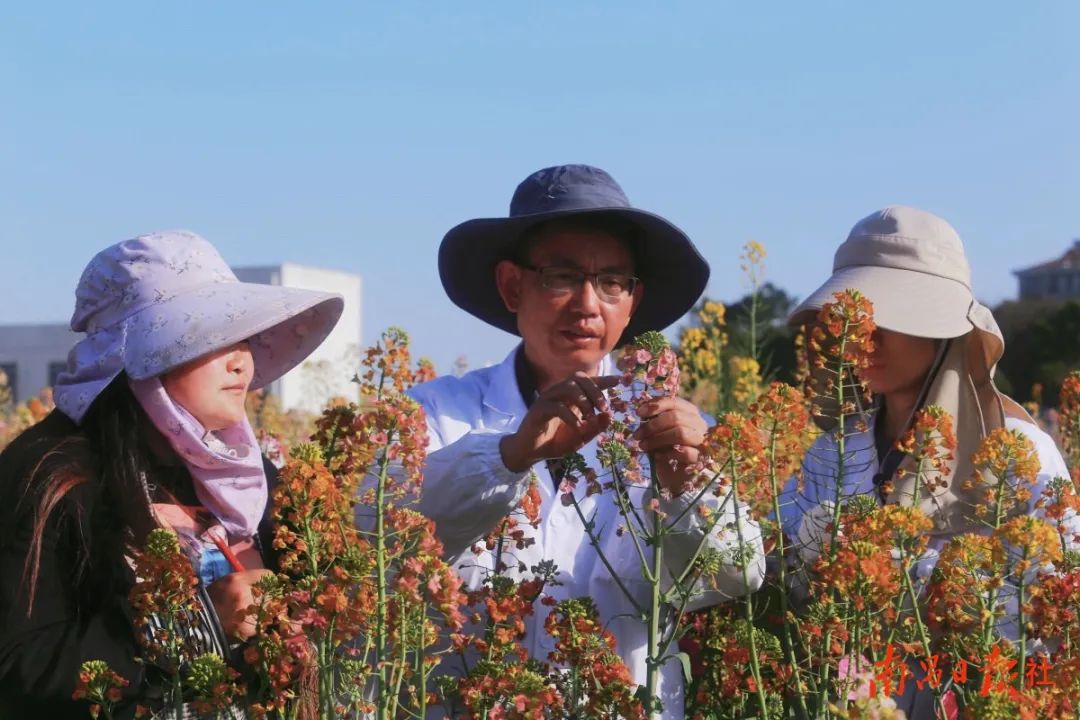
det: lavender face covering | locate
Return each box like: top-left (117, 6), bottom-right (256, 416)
top-left (129, 376), bottom-right (267, 540)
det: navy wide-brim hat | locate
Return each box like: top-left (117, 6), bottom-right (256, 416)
top-left (439, 164), bottom-right (710, 346)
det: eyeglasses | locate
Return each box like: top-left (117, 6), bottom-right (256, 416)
top-left (517, 263), bottom-right (638, 303)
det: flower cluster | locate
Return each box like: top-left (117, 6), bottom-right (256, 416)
top-left (697, 411), bottom-right (769, 513)
top-left (478, 478), bottom-right (543, 557)
top-left (812, 533), bottom-right (900, 617)
top-left (925, 533), bottom-right (1002, 650)
top-left (456, 660), bottom-right (563, 720)
top-left (807, 290), bottom-right (876, 424)
top-left (72, 660), bottom-right (129, 720)
top-left (452, 562), bottom-right (561, 718)
top-left (680, 326), bottom-right (720, 379)
top-left (390, 507), bottom-right (468, 633)
top-left (729, 355), bottom-right (764, 409)
top-left (186, 653), bottom-right (245, 717)
top-left (270, 444), bottom-right (365, 576)
top-left (893, 404), bottom-right (958, 501)
top-left (313, 392), bottom-right (428, 501)
top-left (740, 241), bottom-right (767, 291)
top-left (1028, 569), bottom-right (1080, 657)
top-left (748, 381), bottom-right (814, 495)
top-left (544, 598), bottom-right (646, 720)
top-left (966, 428), bottom-right (1040, 523)
top-left (1034, 474), bottom-right (1080, 561)
top-left (677, 301), bottom-right (729, 406)
top-left (355, 326), bottom-right (432, 397)
top-left (683, 607), bottom-right (789, 720)
top-left (128, 528), bottom-right (202, 671)
top-left (0, 374), bottom-right (55, 451)
top-left (241, 573), bottom-right (319, 717)
top-left (1060, 370), bottom-right (1080, 468)
top-left (616, 329), bottom-right (680, 398)
top-left (995, 515), bottom-right (1064, 572)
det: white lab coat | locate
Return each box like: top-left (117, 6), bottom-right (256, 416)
top-left (407, 346), bottom-right (766, 718)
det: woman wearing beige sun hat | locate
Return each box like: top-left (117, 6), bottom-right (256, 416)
top-left (778, 206), bottom-right (1077, 716)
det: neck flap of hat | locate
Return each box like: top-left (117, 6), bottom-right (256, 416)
top-left (885, 332), bottom-right (1024, 535)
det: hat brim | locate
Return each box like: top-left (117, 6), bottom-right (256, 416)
top-left (122, 281), bottom-right (344, 388)
top-left (439, 207), bottom-right (709, 346)
top-left (788, 266), bottom-right (975, 339)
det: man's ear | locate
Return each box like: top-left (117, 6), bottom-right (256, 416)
top-left (494, 260), bottom-right (523, 313)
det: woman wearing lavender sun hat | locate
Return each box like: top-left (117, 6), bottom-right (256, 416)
top-left (0, 231), bottom-right (343, 718)
top-left (778, 207), bottom-right (1076, 718)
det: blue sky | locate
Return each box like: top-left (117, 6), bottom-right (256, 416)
top-left (2, 2), bottom-right (1077, 372)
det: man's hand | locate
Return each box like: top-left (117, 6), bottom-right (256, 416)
top-left (634, 396), bottom-right (708, 495)
top-left (500, 373), bottom-right (621, 472)
top-left (207, 569), bottom-right (274, 641)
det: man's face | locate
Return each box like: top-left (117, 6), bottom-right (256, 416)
top-left (495, 228), bottom-right (642, 385)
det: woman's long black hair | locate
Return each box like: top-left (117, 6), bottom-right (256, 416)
top-left (1, 374), bottom-right (162, 614)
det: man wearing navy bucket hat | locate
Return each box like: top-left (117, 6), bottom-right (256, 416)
top-left (408, 164), bottom-right (764, 716)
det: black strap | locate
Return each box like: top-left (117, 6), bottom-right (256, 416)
top-left (514, 346), bottom-right (540, 410)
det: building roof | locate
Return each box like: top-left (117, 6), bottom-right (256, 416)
top-left (1014, 239), bottom-right (1080, 277)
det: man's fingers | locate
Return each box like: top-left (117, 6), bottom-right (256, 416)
top-left (539, 399), bottom-right (584, 429)
top-left (541, 374), bottom-right (620, 418)
top-left (571, 372), bottom-right (611, 413)
top-left (636, 412), bottom-right (706, 444)
top-left (655, 446), bottom-right (700, 464)
top-left (637, 396), bottom-right (684, 418)
top-left (577, 411), bottom-right (612, 445)
top-left (634, 410), bottom-right (681, 435)
top-left (592, 374), bottom-right (623, 390)
top-left (638, 427), bottom-right (698, 452)
top-left (542, 381), bottom-right (596, 419)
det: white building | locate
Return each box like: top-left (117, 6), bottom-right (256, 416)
top-left (0, 324), bottom-right (81, 405)
top-left (0, 263), bottom-right (362, 414)
top-left (1014, 239), bottom-right (1080, 301)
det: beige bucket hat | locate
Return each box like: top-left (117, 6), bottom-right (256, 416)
top-left (790, 206), bottom-right (1002, 357)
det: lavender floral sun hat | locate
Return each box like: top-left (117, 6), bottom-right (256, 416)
top-left (54, 230), bottom-right (345, 423)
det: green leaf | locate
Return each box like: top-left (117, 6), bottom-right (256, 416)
top-left (677, 651), bottom-right (693, 684)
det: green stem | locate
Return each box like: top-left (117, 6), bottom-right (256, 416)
top-left (389, 607), bottom-right (409, 717)
top-left (668, 479), bottom-right (736, 591)
top-left (1017, 549), bottom-right (1028, 693)
top-left (899, 553), bottom-right (949, 717)
top-left (982, 464), bottom-right (1012, 649)
top-left (828, 362), bottom-right (849, 563)
top-left (173, 669), bottom-right (184, 720)
top-left (607, 464), bottom-right (654, 580)
top-left (731, 473), bottom-right (770, 720)
top-left (749, 281), bottom-right (759, 361)
top-left (566, 492), bottom-right (646, 614)
top-left (484, 533), bottom-right (507, 664)
top-left (324, 617), bottom-right (339, 720)
top-left (416, 603), bottom-right (429, 719)
top-left (766, 421), bottom-right (812, 720)
top-left (375, 445), bottom-right (392, 720)
top-left (645, 456), bottom-right (664, 720)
